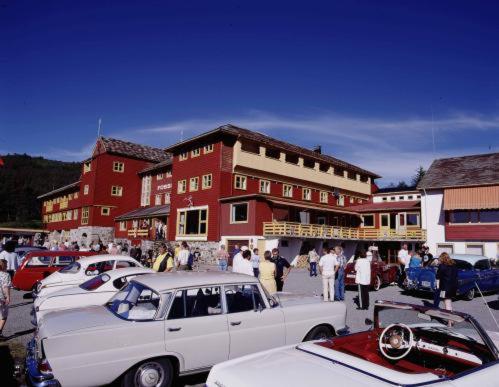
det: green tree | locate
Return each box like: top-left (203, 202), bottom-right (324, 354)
top-left (411, 166), bottom-right (427, 187)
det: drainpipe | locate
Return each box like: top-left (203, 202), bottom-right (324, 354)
top-left (422, 188), bottom-right (428, 244)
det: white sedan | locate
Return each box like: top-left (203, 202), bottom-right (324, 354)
top-left (34, 254), bottom-right (142, 298)
top-left (32, 267), bottom-right (154, 325)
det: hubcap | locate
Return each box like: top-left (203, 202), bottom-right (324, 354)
top-left (135, 362), bottom-right (164, 387)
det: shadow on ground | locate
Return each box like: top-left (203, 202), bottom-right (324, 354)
top-left (0, 344), bottom-right (18, 386)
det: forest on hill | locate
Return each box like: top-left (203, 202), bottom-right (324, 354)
top-left (0, 154), bottom-right (81, 228)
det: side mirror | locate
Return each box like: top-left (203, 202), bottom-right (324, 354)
top-left (365, 318), bottom-right (373, 326)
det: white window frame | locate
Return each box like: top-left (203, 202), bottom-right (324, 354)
top-left (191, 148), bottom-right (201, 157)
top-left (230, 202), bottom-right (249, 224)
top-left (179, 152), bottom-right (188, 161)
top-left (283, 184), bottom-right (293, 198)
top-left (234, 175), bottom-right (247, 190)
top-left (302, 188), bottom-right (312, 201)
top-left (190, 177), bottom-right (199, 191)
top-left (156, 173), bottom-right (164, 180)
top-left (113, 161), bottom-right (124, 173)
top-left (111, 186), bottom-right (123, 196)
top-left (178, 179), bottom-right (187, 194)
top-left (101, 207), bottom-right (111, 216)
top-left (202, 174), bottom-right (212, 189)
top-left (119, 221), bottom-right (127, 231)
top-left (338, 195), bottom-right (345, 206)
top-left (164, 192), bottom-right (171, 204)
top-left (83, 185), bottom-right (89, 195)
top-left (320, 191), bottom-right (328, 204)
top-left (83, 161), bottom-right (91, 174)
top-left (155, 194), bottom-right (162, 205)
top-left (141, 175), bottom-right (152, 206)
top-left (361, 214), bottom-right (375, 228)
top-left (259, 179), bottom-right (270, 194)
top-left (203, 144), bottom-right (214, 154)
top-left (81, 207), bottom-right (89, 225)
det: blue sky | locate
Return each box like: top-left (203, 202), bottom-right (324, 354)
top-left (1, 0), bottom-right (498, 185)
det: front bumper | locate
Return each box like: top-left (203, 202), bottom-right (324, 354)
top-left (25, 339), bottom-right (60, 387)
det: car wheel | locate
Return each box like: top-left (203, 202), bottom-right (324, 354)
top-left (305, 325), bottom-right (333, 341)
top-left (464, 288), bottom-right (475, 301)
top-left (373, 275), bottom-right (382, 291)
top-left (122, 358), bottom-right (174, 387)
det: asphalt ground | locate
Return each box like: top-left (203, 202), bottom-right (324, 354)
top-left (1, 267), bottom-right (498, 386)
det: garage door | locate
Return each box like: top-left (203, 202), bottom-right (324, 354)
top-left (226, 239), bottom-right (249, 266)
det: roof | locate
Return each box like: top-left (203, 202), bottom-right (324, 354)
top-left (37, 181), bottom-right (80, 199)
top-left (450, 254), bottom-right (488, 265)
top-left (115, 205), bottom-right (170, 221)
top-left (133, 271), bottom-right (257, 292)
top-left (138, 157), bottom-right (173, 175)
top-left (349, 200), bottom-right (420, 212)
top-left (164, 124), bottom-right (380, 178)
top-left (375, 186), bottom-right (418, 194)
top-left (98, 137), bottom-right (168, 163)
top-left (418, 152), bottom-right (499, 190)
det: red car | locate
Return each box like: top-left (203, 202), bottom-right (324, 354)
top-left (12, 250), bottom-right (97, 291)
top-left (344, 259), bottom-right (398, 291)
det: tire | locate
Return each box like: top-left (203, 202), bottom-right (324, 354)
top-left (122, 358), bottom-right (174, 387)
top-left (304, 325), bottom-right (333, 341)
top-left (373, 275), bottom-right (382, 291)
top-left (464, 288), bottom-right (475, 301)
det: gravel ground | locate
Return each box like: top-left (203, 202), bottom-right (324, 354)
top-left (1, 267), bottom-right (498, 386)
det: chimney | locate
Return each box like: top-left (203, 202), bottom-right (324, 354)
top-left (313, 145), bottom-right (322, 154)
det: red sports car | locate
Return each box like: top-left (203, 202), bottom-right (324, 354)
top-left (344, 259), bottom-right (398, 291)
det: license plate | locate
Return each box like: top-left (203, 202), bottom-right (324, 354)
top-left (347, 274), bottom-right (356, 278)
top-left (421, 281), bottom-right (431, 288)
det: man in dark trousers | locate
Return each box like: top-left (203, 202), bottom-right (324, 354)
top-left (271, 248), bottom-right (291, 292)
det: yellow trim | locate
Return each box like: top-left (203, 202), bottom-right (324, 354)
top-left (176, 206), bottom-right (209, 238)
top-left (361, 213), bottom-right (375, 228)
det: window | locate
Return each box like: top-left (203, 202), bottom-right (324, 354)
top-left (382, 197), bottom-right (387, 202)
top-left (362, 214), bottom-right (374, 227)
top-left (241, 141), bottom-right (260, 154)
top-left (177, 207), bottom-right (208, 236)
top-left (116, 260), bottom-right (137, 269)
top-left (155, 194), bottom-right (162, 205)
top-left (320, 191), bottom-right (328, 203)
top-left (107, 282), bottom-right (163, 321)
top-left (166, 170), bottom-right (172, 178)
top-left (399, 196), bottom-right (404, 200)
top-left (119, 221), bottom-right (126, 231)
top-left (141, 175), bottom-right (151, 206)
top-left (179, 152), bottom-right (188, 161)
top-left (380, 214), bottom-right (390, 228)
top-left (202, 174), bottom-right (212, 189)
top-left (285, 153), bottom-right (299, 164)
top-left (334, 167), bottom-right (344, 177)
top-left (338, 195), bottom-right (345, 206)
top-left (84, 185), bottom-right (89, 195)
top-left (164, 192), bottom-right (171, 204)
top-left (265, 148), bottom-right (280, 159)
top-left (224, 284), bottom-right (265, 313)
top-left (390, 196), bottom-right (396, 201)
top-left (156, 173), bottom-right (164, 180)
top-left (168, 287), bottom-right (222, 319)
top-left (347, 170), bottom-right (356, 180)
top-left (436, 244), bottom-right (454, 255)
top-left (467, 244), bottom-right (484, 256)
top-left (408, 195), bottom-right (413, 200)
top-left (450, 210), bottom-right (470, 223)
top-left (73, 209), bottom-right (78, 220)
top-left (319, 163), bottom-right (329, 173)
top-left (234, 175), bottom-right (247, 190)
top-left (416, 195), bottom-right (421, 199)
top-left (317, 216), bottom-right (326, 225)
top-left (204, 144), bottom-right (214, 153)
top-left (111, 186), bottom-right (123, 196)
top-left (474, 258), bottom-right (490, 270)
top-left (302, 188), bottom-right (312, 201)
top-left (81, 207), bottom-right (89, 225)
top-left (83, 161), bottom-right (91, 173)
top-left (113, 161), bottom-right (124, 173)
top-left (283, 184), bottom-right (293, 198)
top-left (101, 207), bottom-right (111, 216)
top-left (480, 210), bottom-right (499, 223)
top-left (259, 179), bottom-right (270, 194)
top-left (26, 255), bottom-right (52, 267)
top-left (406, 213), bottom-right (420, 226)
top-left (231, 203), bottom-right (248, 223)
top-left (190, 177), bottom-right (199, 191)
top-left (74, 192), bottom-right (78, 199)
top-left (191, 148), bottom-right (201, 157)
top-left (177, 179), bottom-right (187, 194)
top-left (303, 159), bottom-right (315, 169)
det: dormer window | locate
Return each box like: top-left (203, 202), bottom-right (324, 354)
top-left (179, 152), bottom-right (188, 161)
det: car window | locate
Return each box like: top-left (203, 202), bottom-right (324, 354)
top-left (116, 260), bottom-right (136, 269)
top-left (474, 259), bottom-right (491, 271)
top-left (85, 260), bottom-right (115, 276)
top-left (26, 255), bottom-right (52, 267)
top-left (108, 282), bottom-right (163, 321)
top-left (225, 284), bottom-right (265, 314)
top-left (80, 273), bottom-right (111, 291)
top-left (168, 287), bottom-right (222, 319)
top-left (113, 275), bottom-right (131, 290)
top-left (60, 261), bottom-right (81, 274)
top-left (52, 256), bottom-right (76, 267)
top-left (454, 260), bottom-right (473, 271)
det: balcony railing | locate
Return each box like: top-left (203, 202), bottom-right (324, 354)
top-left (127, 229), bottom-right (149, 238)
top-left (263, 221), bottom-right (427, 241)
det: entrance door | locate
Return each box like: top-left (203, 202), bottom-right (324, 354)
top-left (380, 213), bottom-right (390, 230)
top-left (397, 213), bottom-right (407, 232)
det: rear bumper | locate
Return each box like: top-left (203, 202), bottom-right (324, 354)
top-left (25, 339), bottom-right (60, 387)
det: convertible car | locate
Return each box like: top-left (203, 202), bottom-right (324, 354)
top-left (345, 259), bottom-right (398, 291)
top-left (207, 300), bottom-right (499, 387)
top-left (403, 254), bottom-right (499, 300)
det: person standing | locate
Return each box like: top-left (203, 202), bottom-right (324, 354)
top-left (435, 253), bottom-right (458, 312)
top-left (251, 248), bottom-right (260, 278)
top-left (259, 251), bottom-right (277, 294)
top-left (319, 247), bottom-right (339, 302)
top-left (0, 241), bottom-right (18, 279)
top-left (334, 245), bottom-right (347, 301)
top-left (234, 250), bottom-right (254, 276)
top-left (397, 243), bottom-right (410, 285)
top-left (232, 246), bottom-right (247, 273)
top-left (217, 245), bottom-right (229, 271)
top-left (271, 248), bottom-right (291, 292)
top-left (177, 242), bottom-right (190, 270)
top-left (0, 260), bottom-right (11, 340)
top-left (308, 248), bottom-right (319, 277)
top-left (355, 250), bottom-right (371, 310)
top-left (152, 243), bottom-right (172, 272)
top-left (232, 244), bottom-right (241, 260)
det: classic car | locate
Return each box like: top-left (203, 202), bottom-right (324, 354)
top-left (31, 267), bottom-right (154, 325)
top-left (206, 300), bottom-right (499, 387)
top-left (344, 258), bottom-right (398, 291)
top-left (34, 254), bottom-right (143, 298)
top-left (12, 250), bottom-right (96, 291)
top-left (403, 254), bottom-right (499, 300)
top-left (26, 271), bottom-right (347, 387)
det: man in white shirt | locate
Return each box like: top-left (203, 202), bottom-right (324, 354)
top-left (397, 243), bottom-right (409, 285)
top-left (233, 250), bottom-right (254, 276)
top-left (355, 250), bottom-right (371, 310)
top-left (177, 242), bottom-right (190, 270)
top-left (319, 247), bottom-right (339, 302)
top-left (231, 246), bottom-right (248, 274)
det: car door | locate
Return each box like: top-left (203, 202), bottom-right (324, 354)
top-left (474, 259), bottom-right (494, 291)
top-left (17, 254), bottom-right (53, 290)
top-left (224, 283), bottom-right (285, 359)
top-left (164, 286), bottom-right (229, 371)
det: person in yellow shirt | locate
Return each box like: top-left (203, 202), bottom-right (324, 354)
top-left (152, 244), bottom-right (173, 272)
top-left (259, 250), bottom-right (277, 294)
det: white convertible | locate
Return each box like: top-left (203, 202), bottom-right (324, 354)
top-left (26, 271), bottom-right (347, 387)
top-left (207, 300), bottom-right (499, 387)
top-left (31, 267), bottom-right (154, 325)
top-left (34, 254), bottom-right (142, 298)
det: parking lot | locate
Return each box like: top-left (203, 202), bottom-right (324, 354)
top-left (1, 267), bottom-right (498, 386)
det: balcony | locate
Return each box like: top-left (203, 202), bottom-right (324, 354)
top-left (263, 221), bottom-right (427, 241)
top-left (127, 229), bottom-right (149, 238)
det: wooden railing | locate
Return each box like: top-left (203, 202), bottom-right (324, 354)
top-left (127, 229), bottom-right (149, 238)
top-left (263, 221), bottom-right (427, 241)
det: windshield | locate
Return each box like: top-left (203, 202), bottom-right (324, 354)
top-left (107, 282), bottom-right (164, 321)
top-left (60, 261), bottom-right (81, 274)
top-left (80, 273), bottom-right (111, 291)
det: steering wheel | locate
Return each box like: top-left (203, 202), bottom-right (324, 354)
top-left (378, 323), bottom-right (414, 360)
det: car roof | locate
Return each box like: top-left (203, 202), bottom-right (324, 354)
top-left (132, 271), bottom-right (257, 292)
top-left (450, 254), bottom-right (489, 265)
top-left (25, 250), bottom-right (95, 257)
top-left (76, 254), bottom-right (141, 266)
top-left (102, 267), bottom-right (154, 279)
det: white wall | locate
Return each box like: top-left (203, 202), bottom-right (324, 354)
top-left (421, 189), bottom-right (446, 256)
top-left (373, 192), bottom-right (420, 203)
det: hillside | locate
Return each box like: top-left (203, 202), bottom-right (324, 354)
top-left (0, 154), bottom-right (81, 227)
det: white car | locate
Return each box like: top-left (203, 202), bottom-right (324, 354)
top-left (32, 267), bottom-right (154, 325)
top-left (26, 271), bottom-right (347, 387)
top-left (207, 300), bottom-right (499, 387)
top-left (34, 254), bottom-right (142, 298)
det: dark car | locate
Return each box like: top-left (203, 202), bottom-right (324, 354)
top-left (344, 259), bottom-right (398, 291)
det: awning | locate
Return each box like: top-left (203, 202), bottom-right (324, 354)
top-left (115, 205), bottom-right (170, 221)
top-left (267, 199), bottom-right (361, 216)
top-left (443, 186), bottom-right (499, 210)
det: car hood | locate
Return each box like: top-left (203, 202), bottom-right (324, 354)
top-left (38, 305), bottom-right (125, 338)
top-left (40, 271), bottom-right (65, 286)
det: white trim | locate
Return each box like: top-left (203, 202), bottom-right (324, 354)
top-left (176, 205), bottom-right (209, 212)
top-left (176, 236), bottom-right (208, 241)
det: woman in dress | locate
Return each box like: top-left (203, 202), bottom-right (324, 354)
top-left (436, 252), bottom-right (458, 312)
top-left (259, 250), bottom-right (277, 294)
